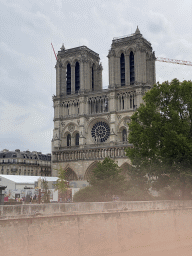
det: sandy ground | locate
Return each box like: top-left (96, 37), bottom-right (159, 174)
top-left (103, 244), bottom-right (192, 256)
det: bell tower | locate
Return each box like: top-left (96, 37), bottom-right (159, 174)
top-left (108, 26), bottom-right (156, 88)
top-left (55, 45), bottom-right (102, 97)
top-left (52, 28), bottom-right (156, 180)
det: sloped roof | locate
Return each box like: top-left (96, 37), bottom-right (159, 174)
top-left (0, 150), bottom-right (51, 161)
top-left (0, 175), bottom-right (58, 184)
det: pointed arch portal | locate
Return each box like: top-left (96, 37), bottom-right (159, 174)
top-left (65, 168), bottom-right (78, 181)
top-left (84, 161), bottom-right (98, 181)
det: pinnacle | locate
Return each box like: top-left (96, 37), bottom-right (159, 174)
top-left (60, 43), bottom-right (65, 51)
top-left (135, 26), bottom-right (140, 34)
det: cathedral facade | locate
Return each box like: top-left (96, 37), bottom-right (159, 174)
top-left (51, 27), bottom-right (156, 180)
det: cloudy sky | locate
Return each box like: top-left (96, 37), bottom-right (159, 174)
top-left (0, 0), bottom-right (192, 154)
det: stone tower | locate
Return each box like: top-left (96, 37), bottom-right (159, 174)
top-left (52, 27), bottom-right (156, 180)
top-left (108, 26), bottom-right (155, 88)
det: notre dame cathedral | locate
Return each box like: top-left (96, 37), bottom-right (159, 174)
top-left (51, 27), bottom-right (156, 180)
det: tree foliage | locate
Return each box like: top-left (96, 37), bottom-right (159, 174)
top-left (126, 79), bottom-right (192, 198)
top-left (73, 186), bottom-right (104, 202)
top-left (89, 157), bottom-right (127, 197)
top-left (41, 179), bottom-right (51, 203)
top-left (74, 157), bottom-right (127, 202)
top-left (73, 157), bottom-right (153, 202)
top-left (54, 166), bottom-right (68, 193)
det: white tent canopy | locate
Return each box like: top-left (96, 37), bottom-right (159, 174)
top-left (0, 175), bottom-right (58, 190)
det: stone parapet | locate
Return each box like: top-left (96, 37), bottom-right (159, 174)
top-left (52, 144), bottom-right (129, 162)
top-left (0, 200), bottom-right (192, 219)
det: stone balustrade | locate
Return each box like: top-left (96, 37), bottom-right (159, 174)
top-left (52, 145), bottom-right (129, 162)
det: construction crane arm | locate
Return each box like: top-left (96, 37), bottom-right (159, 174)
top-left (51, 43), bottom-right (57, 61)
top-left (156, 57), bottom-right (192, 66)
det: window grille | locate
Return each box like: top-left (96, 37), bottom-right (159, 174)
top-left (130, 51), bottom-right (135, 84)
top-left (66, 63), bottom-right (71, 95)
top-left (67, 134), bottom-right (71, 147)
top-left (120, 53), bottom-right (125, 86)
top-left (122, 129), bottom-right (127, 142)
top-left (75, 62), bottom-right (80, 93)
top-left (75, 133), bottom-right (79, 146)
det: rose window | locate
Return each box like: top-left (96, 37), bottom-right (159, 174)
top-left (91, 121), bottom-right (110, 142)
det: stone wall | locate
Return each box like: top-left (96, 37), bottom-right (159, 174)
top-left (1, 206), bottom-right (192, 256)
top-left (1, 200), bottom-right (192, 218)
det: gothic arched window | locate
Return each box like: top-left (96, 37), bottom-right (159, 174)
top-left (65, 168), bottom-right (78, 181)
top-left (92, 66), bottom-right (94, 91)
top-left (75, 133), bottom-right (79, 146)
top-left (75, 62), bottom-right (80, 93)
top-left (122, 129), bottom-right (127, 142)
top-left (130, 51), bottom-right (135, 85)
top-left (120, 53), bottom-right (125, 86)
top-left (66, 63), bottom-right (71, 95)
top-left (67, 134), bottom-right (71, 147)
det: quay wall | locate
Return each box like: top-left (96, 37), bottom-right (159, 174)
top-left (1, 200), bottom-right (192, 218)
top-left (1, 201), bottom-right (192, 256)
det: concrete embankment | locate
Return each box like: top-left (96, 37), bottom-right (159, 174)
top-left (1, 199), bottom-right (192, 218)
top-left (1, 201), bottom-right (192, 256)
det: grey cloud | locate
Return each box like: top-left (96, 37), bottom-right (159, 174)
top-left (0, 0), bottom-right (191, 154)
top-left (14, 113), bottom-right (31, 125)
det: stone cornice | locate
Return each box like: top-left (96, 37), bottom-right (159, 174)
top-left (112, 33), bottom-right (152, 48)
top-left (52, 142), bottom-right (132, 153)
top-left (57, 46), bottom-right (100, 61)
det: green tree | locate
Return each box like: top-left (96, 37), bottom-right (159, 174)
top-left (73, 157), bottom-right (154, 202)
top-left (54, 166), bottom-right (68, 193)
top-left (41, 179), bottom-right (51, 203)
top-left (90, 157), bottom-right (128, 198)
top-left (126, 79), bottom-right (192, 199)
top-left (73, 186), bottom-right (103, 202)
top-left (54, 166), bottom-right (69, 202)
top-left (74, 157), bottom-right (128, 202)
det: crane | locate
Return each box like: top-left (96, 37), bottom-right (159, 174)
top-left (156, 57), bottom-right (192, 66)
top-left (51, 43), bottom-right (57, 60)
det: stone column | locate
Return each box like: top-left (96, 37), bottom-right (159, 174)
top-left (135, 50), bottom-right (146, 84)
top-left (60, 65), bottom-right (65, 95)
top-left (97, 64), bottom-right (103, 91)
top-left (82, 58), bottom-right (90, 91)
top-left (79, 97), bottom-right (85, 115)
top-left (80, 61), bottom-right (84, 91)
top-left (108, 50), bottom-right (116, 88)
top-left (109, 92), bottom-right (116, 112)
top-left (56, 63), bottom-right (61, 96)
top-left (86, 61), bottom-right (91, 91)
top-left (115, 57), bottom-right (121, 86)
top-left (85, 97), bottom-right (89, 115)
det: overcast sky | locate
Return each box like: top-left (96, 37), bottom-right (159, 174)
top-left (0, 0), bottom-right (192, 154)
